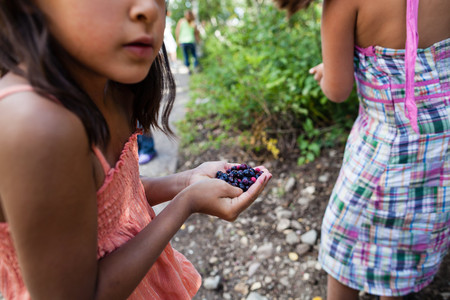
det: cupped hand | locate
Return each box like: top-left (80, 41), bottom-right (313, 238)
top-left (309, 62), bottom-right (324, 83)
top-left (185, 165), bottom-right (272, 222)
top-left (187, 161), bottom-right (236, 186)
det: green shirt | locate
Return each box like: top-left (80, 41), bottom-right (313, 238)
top-left (178, 20), bottom-right (195, 44)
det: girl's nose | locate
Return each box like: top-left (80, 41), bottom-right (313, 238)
top-left (129, 0), bottom-right (160, 23)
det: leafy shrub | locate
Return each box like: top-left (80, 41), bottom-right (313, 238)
top-left (178, 3), bottom-right (358, 164)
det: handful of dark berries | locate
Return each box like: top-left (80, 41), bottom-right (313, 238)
top-left (215, 164), bottom-right (263, 192)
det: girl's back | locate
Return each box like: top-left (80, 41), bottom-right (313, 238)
top-left (355, 0), bottom-right (450, 49)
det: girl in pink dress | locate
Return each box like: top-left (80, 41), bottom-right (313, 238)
top-left (0, 1), bottom-right (272, 299)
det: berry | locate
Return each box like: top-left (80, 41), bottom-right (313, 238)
top-left (215, 164), bottom-right (264, 192)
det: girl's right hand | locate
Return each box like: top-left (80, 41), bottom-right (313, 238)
top-left (182, 166), bottom-right (272, 221)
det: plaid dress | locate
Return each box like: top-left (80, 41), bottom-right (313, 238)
top-left (318, 1), bottom-right (450, 296)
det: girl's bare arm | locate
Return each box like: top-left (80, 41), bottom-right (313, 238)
top-left (315, 0), bottom-right (357, 102)
top-left (140, 172), bottom-right (191, 206)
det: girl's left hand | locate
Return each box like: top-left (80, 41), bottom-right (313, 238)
top-left (309, 63), bottom-right (324, 83)
top-left (187, 161), bottom-right (233, 186)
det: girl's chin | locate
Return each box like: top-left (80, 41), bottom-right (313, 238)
top-left (114, 74), bottom-right (149, 85)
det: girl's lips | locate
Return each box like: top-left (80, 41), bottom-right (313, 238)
top-left (124, 37), bottom-right (154, 59)
top-left (124, 43), bottom-right (154, 59)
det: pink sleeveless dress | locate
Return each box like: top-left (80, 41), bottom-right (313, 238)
top-left (0, 85), bottom-right (201, 299)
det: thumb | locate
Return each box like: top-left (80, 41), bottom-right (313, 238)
top-left (216, 179), bottom-right (243, 198)
top-left (228, 185), bottom-right (244, 198)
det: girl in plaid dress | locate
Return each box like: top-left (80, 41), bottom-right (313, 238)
top-left (275, 0), bottom-right (450, 298)
top-left (307, 0), bottom-right (450, 299)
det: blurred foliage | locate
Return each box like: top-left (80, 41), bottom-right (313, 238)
top-left (177, 2), bottom-right (359, 164)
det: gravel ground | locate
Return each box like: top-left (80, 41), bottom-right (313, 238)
top-left (173, 144), bottom-right (450, 300)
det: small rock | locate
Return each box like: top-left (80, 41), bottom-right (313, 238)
top-left (277, 219), bottom-right (291, 232)
top-left (318, 173), bottom-right (330, 183)
top-left (240, 236), bottom-right (249, 246)
top-left (302, 273), bottom-right (310, 281)
top-left (264, 276), bottom-right (273, 284)
top-left (441, 292), bottom-right (450, 300)
top-left (315, 262), bottom-right (322, 271)
top-left (234, 282), bottom-right (249, 295)
top-left (304, 259), bottom-right (319, 270)
top-left (296, 244), bottom-right (311, 256)
top-left (291, 220), bottom-right (302, 230)
top-left (203, 275), bottom-right (221, 290)
top-left (215, 226), bottom-right (224, 239)
top-left (209, 256), bottom-right (219, 264)
top-left (301, 230), bottom-right (318, 245)
top-left (275, 245), bottom-right (282, 253)
top-left (237, 229), bottom-right (246, 236)
top-left (286, 231), bottom-right (300, 245)
top-left (284, 177), bottom-right (296, 193)
top-left (247, 292), bottom-right (268, 300)
top-left (288, 252), bottom-right (299, 261)
top-left (276, 209), bottom-right (293, 220)
top-left (248, 262), bottom-right (261, 277)
top-left (250, 282), bottom-right (262, 291)
top-left (279, 276), bottom-right (290, 287)
top-left (256, 243), bottom-right (273, 260)
top-left (301, 186), bottom-right (316, 196)
top-left (288, 267), bottom-right (296, 278)
top-left (297, 197), bottom-right (311, 206)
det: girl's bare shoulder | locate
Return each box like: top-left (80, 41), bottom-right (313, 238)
top-left (355, 0), bottom-right (450, 48)
top-left (0, 75), bottom-right (90, 165)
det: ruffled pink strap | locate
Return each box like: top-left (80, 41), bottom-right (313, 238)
top-left (405, 0), bottom-right (420, 133)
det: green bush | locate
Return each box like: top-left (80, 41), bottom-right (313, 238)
top-left (178, 4), bottom-right (358, 164)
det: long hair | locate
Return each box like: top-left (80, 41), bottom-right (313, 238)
top-left (184, 10), bottom-right (195, 24)
top-left (0, 0), bottom-right (176, 147)
top-left (272, 0), bottom-right (315, 16)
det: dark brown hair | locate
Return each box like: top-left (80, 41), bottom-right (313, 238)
top-left (185, 10), bottom-right (195, 23)
top-left (272, 0), bottom-right (315, 16)
top-left (0, 0), bottom-right (175, 147)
